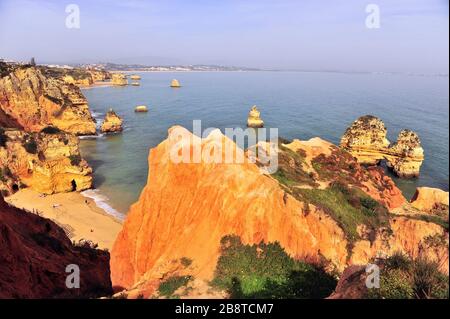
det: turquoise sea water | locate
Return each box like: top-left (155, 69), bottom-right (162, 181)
top-left (79, 71), bottom-right (449, 215)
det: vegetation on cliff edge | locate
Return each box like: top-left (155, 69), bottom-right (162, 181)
top-left (211, 235), bottom-right (337, 299)
top-left (368, 252), bottom-right (449, 299)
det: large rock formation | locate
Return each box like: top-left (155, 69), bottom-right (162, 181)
top-left (111, 73), bottom-right (128, 86)
top-left (110, 126), bottom-right (448, 297)
top-left (0, 64), bottom-right (96, 135)
top-left (340, 115), bottom-right (424, 177)
top-left (170, 79), bottom-right (181, 87)
top-left (41, 66), bottom-right (111, 87)
top-left (0, 129), bottom-right (92, 195)
top-left (247, 105), bottom-right (264, 128)
top-left (387, 130), bottom-right (425, 177)
top-left (87, 69), bottom-right (111, 82)
top-left (0, 196), bottom-right (112, 298)
top-left (100, 109), bottom-right (123, 133)
top-left (411, 187), bottom-right (449, 213)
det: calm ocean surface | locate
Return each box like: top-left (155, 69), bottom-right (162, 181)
top-left (80, 71), bottom-right (449, 215)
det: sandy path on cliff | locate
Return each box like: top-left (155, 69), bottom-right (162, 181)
top-left (5, 189), bottom-right (122, 250)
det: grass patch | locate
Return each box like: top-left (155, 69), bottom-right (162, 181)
top-left (211, 235), bottom-right (337, 299)
top-left (295, 182), bottom-right (390, 245)
top-left (270, 144), bottom-right (318, 188)
top-left (158, 275), bottom-right (192, 298)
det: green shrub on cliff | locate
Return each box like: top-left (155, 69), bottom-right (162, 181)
top-left (158, 275), bottom-right (192, 298)
top-left (211, 235), bottom-right (337, 299)
top-left (368, 253), bottom-right (449, 299)
top-left (296, 182), bottom-right (389, 245)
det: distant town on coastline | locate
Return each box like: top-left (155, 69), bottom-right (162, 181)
top-left (0, 58), bottom-right (260, 72)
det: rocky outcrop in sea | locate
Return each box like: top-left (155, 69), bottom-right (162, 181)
top-left (340, 115), bottom-right (424, 177)
top-left (101, 109), bottom-right (123, 133)
top-left (247, 105), bottom-right (264, 128)
top-left (111, 73), bottom-right (128, 86)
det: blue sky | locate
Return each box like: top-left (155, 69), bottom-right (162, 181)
top-left (0, 0), bottom-right (448, 73)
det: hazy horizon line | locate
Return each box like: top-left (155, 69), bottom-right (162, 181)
top-left (1, 56), bottom-right (448, 77)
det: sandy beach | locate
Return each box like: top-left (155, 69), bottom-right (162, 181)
top-left (5, 189), bottom-right (122, 250)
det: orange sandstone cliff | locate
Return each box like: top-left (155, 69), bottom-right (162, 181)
top-left (0, 64), bottom-right (96, 135)
top-left (0, 129), bottom-right (92, 195)
top-left (111, 127), bottom-right (448, 297)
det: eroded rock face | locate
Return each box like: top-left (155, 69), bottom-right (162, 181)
top-left (340, 115), bottom-right (390, 165)
top-left (327, 265), bottom-right (367, 299)
top-left (88, 69), bottom-right (111, 82)
top-left (411, 187), bottom-right (449, 213)
top-left (110, 126), bottom-right (447, 297)
top-left (111, 73), bottom-right (128, 86)
top-left (340, 115), bottom-right (424, 177)
top-left (41, 66), bottom-right (111, 87)
top-left (0, 196), bottom-right (112, 298)
top-left (100, 109), bottom-right (123, 133)
top-left (387, 130), bottom-right (424, 178)
top-left (350, 217), bottom-right (448, 274)
top-left (0, 65), bottom-right (96, 135)
top-left (0, 129), bottom-right (92, 195)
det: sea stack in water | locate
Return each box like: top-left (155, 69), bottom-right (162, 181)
top-left (247, 105), bottom-right (264, 128)
top-left (130, 75), bottom-right (141, 80)
top-left (100, 109), bottom-right (123, 133)
top-left (340, 115), bottom-right (424, 178)
top-left (134, 105), bottom-right (148, 112)
top-left (111, 73), bottom-right (128, 86)
top-left (170, 79), bottom-right (181, 88)
top-left (387, 129), bottom-right (424, 178)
